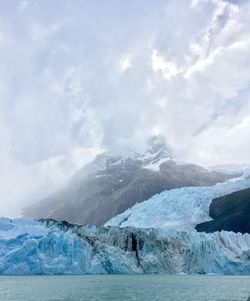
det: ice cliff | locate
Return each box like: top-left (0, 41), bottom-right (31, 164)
top-left (0, 218), bottom-right (250, 275)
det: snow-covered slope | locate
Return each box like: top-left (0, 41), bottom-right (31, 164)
top-left (106, 176), bottom-right (250, 230)
top-left (0, 218), bottom-right (250, 275)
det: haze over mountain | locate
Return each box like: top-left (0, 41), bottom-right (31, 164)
top-left (23, 137), bottom-right (236, 225)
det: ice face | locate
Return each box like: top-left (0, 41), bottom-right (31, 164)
top-left (0, 219), bottom-right (142, 275)
top-left (0, 218), bottom-right (250, 275)
top-left (0, 218), bottom-right (48, 239)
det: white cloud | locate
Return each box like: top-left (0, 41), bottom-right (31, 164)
top-left (151, 50), bottom-right (184, 79)
top-left (119, 55), bottom-right (132, 72)
top-left (0, 146), bottom-right (101, 217)
top-left (0, 0), bottom-right (250, 215)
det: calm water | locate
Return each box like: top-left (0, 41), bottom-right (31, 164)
top-left (0, 275), bottom-right (249, 301)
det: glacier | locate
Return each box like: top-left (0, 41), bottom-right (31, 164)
top-left (0, 218), bottom-right (250, 275)
top-left (106, 175), bottom-right (250, 230)
top-left (1, 175), bottom-right (250, 275)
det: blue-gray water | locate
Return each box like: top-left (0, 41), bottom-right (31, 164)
top-left (0, 275), bottom-right (249, 301)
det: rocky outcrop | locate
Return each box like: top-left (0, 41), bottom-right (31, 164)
top-left (196, 188), bottom-right (250, 234)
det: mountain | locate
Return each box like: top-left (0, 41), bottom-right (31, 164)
top-left (0, 218), bottom-right (250, 275)
top-left (23, 136), bottom-right (236, 225)
top-left (196, 187), bottom-right (250, 234)
top-left (3, 139), bottom-right (250, 276)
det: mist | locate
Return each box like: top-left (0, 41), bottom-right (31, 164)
top-left (0, 0), bottom-right (250, 216)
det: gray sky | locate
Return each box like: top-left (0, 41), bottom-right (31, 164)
top-left (0, 0), bottom-right (250, 216)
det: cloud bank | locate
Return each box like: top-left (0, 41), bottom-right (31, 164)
top-left (0, 0), bottom-right (250, 216)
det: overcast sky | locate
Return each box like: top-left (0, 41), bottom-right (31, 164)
top-left (0, 0), bottom-right (250, 216)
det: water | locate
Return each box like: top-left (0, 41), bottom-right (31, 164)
top-left (0, 275), bottom-right (249, 301)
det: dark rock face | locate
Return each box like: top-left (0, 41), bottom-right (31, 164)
top-left (196, 188), bottom-right (250, 234)
top-left (23, 139), bottom-right (236, 226)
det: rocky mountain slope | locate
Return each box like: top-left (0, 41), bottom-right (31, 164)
top-left (23, 137), bottom-right (236, 225)
top-left (196, 187), bottom-right (250, 234)
top-left (0, 218), bottom-right (250, 275)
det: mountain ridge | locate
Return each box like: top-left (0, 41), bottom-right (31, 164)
top-left (23, 137), bottom-right (237, 225)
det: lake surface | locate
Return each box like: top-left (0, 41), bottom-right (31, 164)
top-left (0, 275), bottom-right (249, 301)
